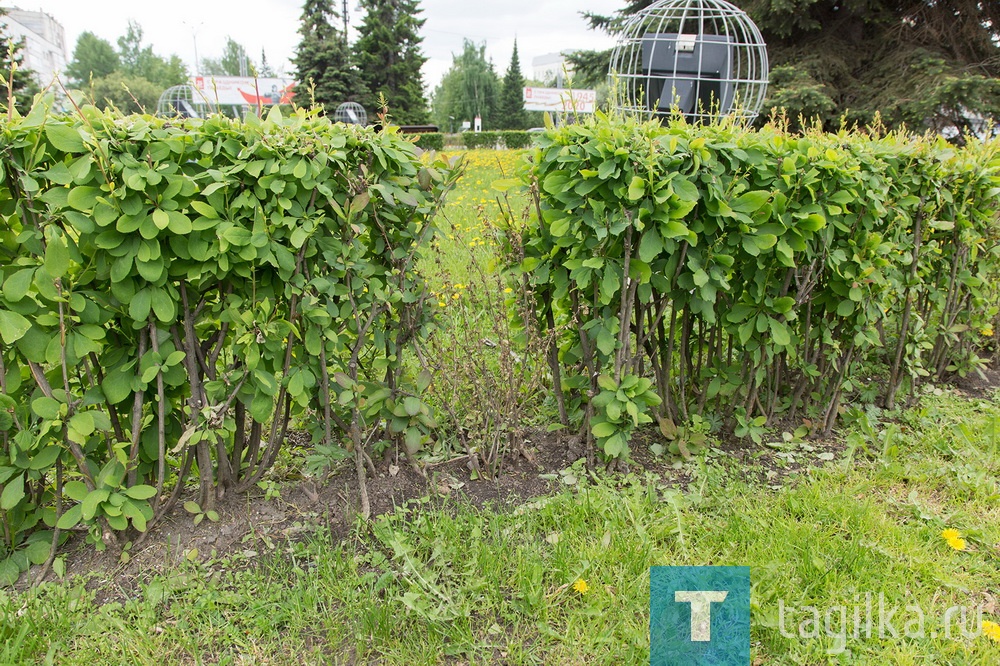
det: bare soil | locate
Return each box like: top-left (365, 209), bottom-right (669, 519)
top-left (22, 360), bottom-right (1000, 598)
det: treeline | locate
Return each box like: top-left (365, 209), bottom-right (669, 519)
top-left (65, 22), bottom-right (188, 114)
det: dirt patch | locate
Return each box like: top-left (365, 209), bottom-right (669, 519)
top-left (947, 360), bottom-right (1000, 398)
top-left (22, 421), bottom-right (850, 599)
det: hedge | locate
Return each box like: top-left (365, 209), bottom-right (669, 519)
top-left (0, 100), bottom-right (457, 582)
top-left (462, 131), bottom-right (535, 150)
top-left (410, 132), bottom-right (444, 151)
top-left (505, 112), bottom-right (1000, 460)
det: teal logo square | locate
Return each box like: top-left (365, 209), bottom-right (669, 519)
top-left (650, 566), bottom-right (750, 665)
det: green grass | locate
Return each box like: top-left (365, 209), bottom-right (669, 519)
top-left (2, 390), bottom-right (999, 664)
top-left (3, 150), bottom-right (999, 664)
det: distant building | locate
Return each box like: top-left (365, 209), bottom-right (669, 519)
top-left (3, 7), bottom-right (67, 88)
top-left (532, 51), bottom-right (577, 87)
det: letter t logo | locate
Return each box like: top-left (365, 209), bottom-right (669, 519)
top-left (674, 591), bottom-right (729, 641)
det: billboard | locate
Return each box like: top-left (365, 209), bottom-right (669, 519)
top-left (191, 76), bottom-right (297, 106)
top-left (522, 87), bottom-right (597, 113)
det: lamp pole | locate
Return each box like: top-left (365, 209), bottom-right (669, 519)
top-left (183, 21), bottom-right (204, 76)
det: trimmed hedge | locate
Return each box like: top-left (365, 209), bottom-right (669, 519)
top-left (462, 131), bottom-right (535, 150)
top-left (0, 102), bottom-right (457, 580)
top-left (410, 132), bottom-right (444, 151)
top-left (506, 113), bottom-right (1000, 459)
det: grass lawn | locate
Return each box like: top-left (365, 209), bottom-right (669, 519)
top-left (2, 150), bottom-right (999, 665)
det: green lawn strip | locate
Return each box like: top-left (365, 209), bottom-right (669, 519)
top-left (2, 391), bottom-right (997, 664)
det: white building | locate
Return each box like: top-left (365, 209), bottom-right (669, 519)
top-left (3, 7), bottom-right (67, 88)
top-left (532, 51), bottom-right (577, 87)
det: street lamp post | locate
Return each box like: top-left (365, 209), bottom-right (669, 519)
top-left (183, 21), bottom-right (204, 76)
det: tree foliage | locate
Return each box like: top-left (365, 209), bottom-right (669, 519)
top-left (294, 0), bottom-right (365, 110)
top-left (87, 71), bottom-right (161, 113)
top-left (66, 21), bottom-right (187, 113)
top-left (65, 32), bottom-right (120, 85)
top-left (354, 0), bottom-right (429, 124)
top-left (573, 0), bottom-right (1000, 133)
top-left (201, 37), bottom-right (251, 77)
top-left (0, 9), bottom-right (40, 115)
top-left (496, 40), bottom-right (528, 130)
top-left (431, 40), bottom-right (500, 130)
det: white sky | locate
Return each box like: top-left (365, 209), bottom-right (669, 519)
top-left (7, 0), bottom-right (621, 91)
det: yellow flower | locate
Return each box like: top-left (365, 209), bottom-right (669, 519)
top-left (452, 293), bottom-right (460, 300)
top-left (981, 327), bottom-right (994, 337)
top-left (572, 578), bottom-right (590, 595)
top-left (941, 528), bottom-right (961, 540)
top-left (946, 536), bottom-right (967, 551)
top-left (983, 620), bottom-right (1000, 642)
top-left (438, 301), bottom-right (446, 307)
top-left (504, 287), bottom-right (513, 294)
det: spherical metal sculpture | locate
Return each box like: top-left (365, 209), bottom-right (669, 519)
top-left (156, 85), bottom-right (216, 119)
top-left (609, 0), bottom-right (768, 123)
top-left (334, 102), bottom-right (368, 126)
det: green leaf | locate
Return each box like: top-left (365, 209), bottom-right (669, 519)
top-left (81, 488), bottom-right (110, 520)
top-left (63, 481), bottom-right (89, 502)
top-left (123, 484), bottom-right (157, 500)
top-left (603, 432), bottom-right (627, 457)
top-left (591, 421), bottom-right (617, 439)
top-left (67, 186), bottom-right (101, 211)
top-left (102, 368), bottom-right (133, 404)
top-left (404, 427), bottom-right (422, 454)
top-left (152, 209), bottom-right (170, 230)
top-left (731, 190), bottom-right (770, 213)
top-left (129, 288), bottom-right (152, 322)
top-left (0, 310), bottom-right (31, 345)
top-left (44, 235), bottom-right (70, 279)
top-left (837, 300), bottom-right (855, 317)
top-left (638, 228), bottom-right (663, 263)
top-left (403, 396), bottom-right (421, 417)
top-left (56, 503), bottom-right (83, 529)
top-left (0, 475), bottom-right (25, 510)
top-left (3, 268), bottom-right (35, 302)
top-left (31, 396), bottom-right (62, 420)
top-left (769, 318), bottom-right (791, 346)
top-left (25, 540), bottom-right (51, 565)
top-left (69, 412), bottom-right (96, 437)
top-left (167, 210), bottom-right (192, 234)
top-left (627, 176), bottom-right (646, 201)
top-left (416, 369), bottom-right (433, 393)
top-left (150, 288), bottom-right (175, 323)
top-left (45, 123), bottom-right (85, 153)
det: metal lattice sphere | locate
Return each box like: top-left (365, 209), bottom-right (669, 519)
top-left (334, 102), bottom-right (368, 126)
top-left (156, 85), bottom-right (216, 119)
top-left (609, 0), bottom-right (768, 123)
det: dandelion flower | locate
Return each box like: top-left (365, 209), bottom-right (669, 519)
top-left (946, 536), bottom-right (967, 551)
top-left (572, 578), bottom-right (590, 595)
top-left (983, 620), bottom-right (1000, 642)
top-left (941, 528), bottom-right (961, 540)
top-left (452, 293), bottom-right (460, 300)
top-left (981, 327), bottom-right (994, 337)
top-left (438, 301), bottom-right (446, 307)
top-left (504, 287), bottom-right (513, 294)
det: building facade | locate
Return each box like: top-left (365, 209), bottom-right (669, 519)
top-left (4, 7), bottom-right (67, 88)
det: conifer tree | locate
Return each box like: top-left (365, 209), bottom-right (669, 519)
top-left (294, 0), bottom-right (365, 110)
top-left (496, 40), bottom-right (528, 130)
top-left (354, 0), bottom-right (429, 124)
top-left (570, 0), bottom-right (1000, 134)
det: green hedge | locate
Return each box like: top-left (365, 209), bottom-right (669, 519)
top-left (461, 131), bottom-right (534, 150)
top-left (0, 101), bottom-right (457, 581)
top-left (506, 113), bottom-right (1000, 459)
top-left (410, 132), bottom-right (444, 151)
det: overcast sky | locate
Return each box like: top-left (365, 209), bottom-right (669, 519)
top-left (8, 0), bottom-right (622, 91)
